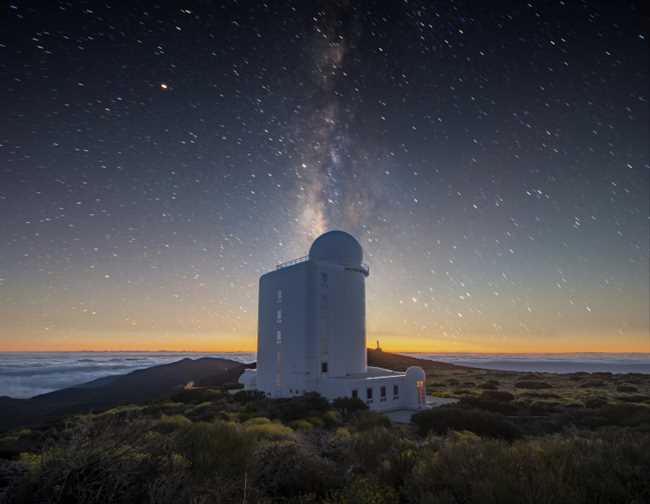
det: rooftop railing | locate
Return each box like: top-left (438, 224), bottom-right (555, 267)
top-left (276, 255), bottom-right (308, 270)
top-left (275, 256), bottom-right (370, 276)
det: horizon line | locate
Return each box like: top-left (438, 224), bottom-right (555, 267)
top-left (0, 349), bottom-right (648, 355)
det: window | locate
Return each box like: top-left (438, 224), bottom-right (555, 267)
top-left (366, 387), bottom-right (373, 400)
top-left (276, 309), bottom-right (282, 323)
top-left (321, 362), bottom-right (328, 373)
top-left (276, 289), bottom-right (283, 303)
top-left (352, 389), bottom-right (358, 399)
top-left (393, 385), bottom-right (399, 399)
top-left (416, 380), bottom-right (425, 405)
top-left (276, 329), bottom-right (282, 345)
top-left (320, 272), bottom-right (328, 288)
top-left (380, 386), bottom-right (387, 401)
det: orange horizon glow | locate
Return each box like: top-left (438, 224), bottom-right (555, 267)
top-left (1, 331), bottom-right (647, 354)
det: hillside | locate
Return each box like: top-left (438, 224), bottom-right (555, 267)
top-left (1, 350), bottom-right (453, 432)
top-left (0, 358), bottom-right (250, 431)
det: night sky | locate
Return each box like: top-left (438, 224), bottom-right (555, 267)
top-left (1, 1), bottom-right (648, 352)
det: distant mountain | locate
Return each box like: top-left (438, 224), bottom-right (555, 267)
top-left (0, 357), bottom-right (251, 432)
top-left (367, 348), bottom-right (467, 371)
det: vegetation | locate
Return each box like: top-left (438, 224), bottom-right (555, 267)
top-left (1, 361), bottom-right (650, 503)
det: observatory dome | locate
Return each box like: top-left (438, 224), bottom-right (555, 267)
top-left (309, 230), bottom-right (363, 266)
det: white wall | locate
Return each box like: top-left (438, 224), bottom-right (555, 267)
top-left (257, 261), bottom-right (309, 397)
top-left (308, 261), bottom-right (367, 379)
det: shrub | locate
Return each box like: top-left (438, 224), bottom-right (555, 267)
top-left (156, 414), bottom-right (192, 433)
top-left (243, 416), bottom-right (272, 426)
top-left (9, 419), bottom-right (162, 504)
top-left (349, 428), bottom-right (418, 488)
top-left (290, 419), bottom-right (314, 430)
top-left (332, 397), bottom-right (369, 420)
top-left (580, 380), bottom-right (608, 388)
top-left (412, 407), bottom-right (522, 440)
top-left (478, 380), bottom-right (500, 390)
top-left (262, 392), bottom-right (331, 422)
top-left (253, 441), bottom-right (341, 499)
top-left (617, 384), bottom-right (639, 393)
top-left (515, 381), bottom-right (552, 389)
top-left (176, 421), bottom-right (254, 480)
top-left (584, 397), bottom-right (609, 409)
top-left (459, 395), bottom-right (518, 415)
top-left (351, 411), bottom-right (391, 432)
top-left (327, 475), bottom-right (399, 504)
top-left (244, 421), bottom-right (294, 441)
top-left (479, 390), bottom-right (515, 402)
top-left (404, 432), bottom-right (650, 504)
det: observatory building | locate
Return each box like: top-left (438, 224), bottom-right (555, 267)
top-left (239, 230), bottom-right (426, 411)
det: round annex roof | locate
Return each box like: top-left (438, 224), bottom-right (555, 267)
top-left (309, 230), bottom-right (363, 266)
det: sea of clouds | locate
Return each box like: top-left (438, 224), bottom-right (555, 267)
top-left (0, 352), bottom-right (255, 399)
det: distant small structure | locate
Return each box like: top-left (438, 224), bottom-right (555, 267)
top-left (376, 340), bottom-right (383, 352)
top-left (239, 230), bottom-right (426, 411)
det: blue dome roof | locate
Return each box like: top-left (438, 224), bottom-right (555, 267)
top-left (309, 230), bottom-right (363, 265)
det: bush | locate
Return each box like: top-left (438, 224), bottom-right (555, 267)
top-left (156, 414), bottom-right (191, 433)
top-left (289, 419), bottom-right (314, 430)
top-left (479, 390), bottom-right (515, 402)
top-left (515, 381), bottom-right (553, 389)
top-left (478, 380), bottom-right (500, 390)
top-left (349, 428), bottom-right (418, 488)
top-left (351, 411), bottom-right (391, 432)
top-left (327, 475), bottom-right (399, 504)
top-left (253, 441), bottom-right (341, 499)
top-left (332, 397), bottom-right (369, 420)
top-left (412, 408), bottom-right (522, 440)
top-left (459, 395), bottom-right (518, 415)
top-left (9, 419), bottom-right (164, 504)
top-left (404, 432), bottom-right (650, 504)
top-left (584, 397), bottom-right (608, 409)
top-left (176, 421), bottom-right (254, 480)
top-left (617, 384), bottom-right (639, 393)
top-left (580, 380), bottom-right (607, 388)
top-left (261, 392), bottom-right (331, 423)
top-left (243, 421), bottom-right (294, 440)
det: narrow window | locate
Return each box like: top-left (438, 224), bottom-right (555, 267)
top-left (276, 289), bottom-right (283, 303)
top-left (276, 309), bottom-right (282, 323)
top-left (393, 385), bottom-right (399, 398)
top-left (380, 386), bottom-right (386, 399)
top-left (276, 329), bottom-right (282, 345)
top-left (366, 387), bottom-right (373, 400)
top-left (352, 389), bottom-right (358, 399)
top-left (321, 361), bottom-right (328, 373)
top-left (320, 272), bottom-right (328, 288)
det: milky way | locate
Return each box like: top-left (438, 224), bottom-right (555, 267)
top-left (0, 1), bottom-right (648, 352)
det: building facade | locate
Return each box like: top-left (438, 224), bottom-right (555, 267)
top-left (239, 230), bottom-right (426, 411)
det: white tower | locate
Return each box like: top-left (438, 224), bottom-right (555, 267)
top-left (240, 230), bottom-right (427, 412)
top-left (253, 230), bottom-right (368, 397)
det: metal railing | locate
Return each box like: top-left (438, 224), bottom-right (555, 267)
top-left (275, 256), bottom-right (370, 276)
top-left (276, 255), bottom-right (308, 270)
